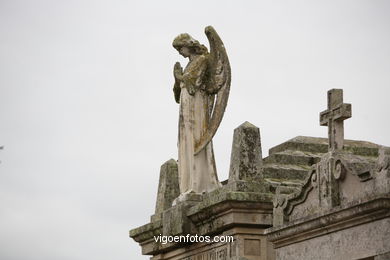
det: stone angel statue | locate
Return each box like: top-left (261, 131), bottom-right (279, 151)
top-left (172, 26), bottom-right (231, 197)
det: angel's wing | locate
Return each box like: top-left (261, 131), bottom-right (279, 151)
top-left (194, 26), bottom-right (231, 155)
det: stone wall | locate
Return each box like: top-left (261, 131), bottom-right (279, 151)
top-left (274, 218), bottom-right (390, 260)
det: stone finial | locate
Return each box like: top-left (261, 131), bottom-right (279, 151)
top-left (229, 121), bottom-right (263, 182)
top-left (320, 89), bottom-right (351, 151)
top-left (153, 159), bottom-right (180, 219)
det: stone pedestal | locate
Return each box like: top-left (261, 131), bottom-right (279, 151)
top-left (130, 185), bottom-right (274, 259)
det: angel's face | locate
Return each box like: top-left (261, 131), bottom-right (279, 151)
top-left (178, 46), bottom-right (191, 58)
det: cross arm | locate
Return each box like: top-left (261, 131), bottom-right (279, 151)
top-left (320, 103), bottom-right (352, 126)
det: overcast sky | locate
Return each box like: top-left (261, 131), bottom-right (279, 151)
top-left (0, 1), bottom-right (389, 259)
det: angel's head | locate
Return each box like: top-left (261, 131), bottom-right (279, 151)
top-left (173, 33), bottom-right (208, 57)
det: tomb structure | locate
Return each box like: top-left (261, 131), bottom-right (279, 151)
top-left (268, 89), bottom-right (390, 260)
top-left (130, 27), bottom-right (389, 260)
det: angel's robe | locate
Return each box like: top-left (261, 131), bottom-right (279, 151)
top-left (178, 54), bottom-right (221, 195)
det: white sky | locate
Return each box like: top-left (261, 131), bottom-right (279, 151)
top-left (0, 1), bottom-right (389, 259)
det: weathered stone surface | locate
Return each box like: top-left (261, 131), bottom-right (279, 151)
top-left (229, 121), bottom-right (263, 182)
top-left (226, 122), bottom-right (270, 197)
top-left (228, 227), bottom-right (275, 260)
top-left (319, 89), bottom-right (351, 151)
top-left (224, 180), bottom-right (270, 193)
top-left (173, 26), bottom-right (230, 195)
top-left (129, 220), bottom-right (165, 255)
top-left (263, 136), bottom-right (382, 188)
top-left (267, 89), bottom-right (390, 260)
top-left (268, 136), bottom-right (379, 157)
top-left (131, 136), bottom-right (389, 258)
top-left (262, 164), bottom-right (310, 181)
top-left (187, 189), bottom-right (273, 219)
top-left (150, 227), bottom-right (275, 260)
top-left (162, 201), bottom-right (198, 237)
top-left (152, 159), bottom-right (180, 222)
top-left (376, 251), bottom-right (390, 260)
top-left (374, 146), bottom-right (390, 194)
top-left (130, 181), bottom-right (275, 256)
top-left (131, 82), bottom-right (390, 260)
top-left (263, 150), bottom-right (322, 166)
top-left (270, 146), bottom-right (387, 227)
top-left (151, 241), bottom-right (229, 260)
top-left (270, 217), bottom-right (390, 260)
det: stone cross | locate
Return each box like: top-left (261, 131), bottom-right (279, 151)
top-left (320, 89), bottom-right (351, 151)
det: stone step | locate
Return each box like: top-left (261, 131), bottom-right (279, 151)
top-left (269, 136), bottom-right (380, 157)
top-left (263, 150), bottom-right (322, 167)
top-left (265, 178), bottom-right (303, 188)
top-left (269, 137), bottom-right (328, 155)
top-left (262, 163), bottom-right (311, 181)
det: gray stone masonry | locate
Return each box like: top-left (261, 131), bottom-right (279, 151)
top-left (266, 89), bottom-right (390, 260)
top-left (319, 89), bottom-right (351, 151)
top-left (130, 89), bottom-right (389, 259)
top-left (229, 121), bottom-right (263, 182)
top-left (151, 159), bottom-right (180, 222)
top-left (130, 123), bottom-right (389, 259)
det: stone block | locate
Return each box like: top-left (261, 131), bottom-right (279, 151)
top-left (229, 121), bottom-right (263, 182)
top-left (152, 159), bottom-right (180, 222)
top-left (162, 201), bottom-right (197, 236)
